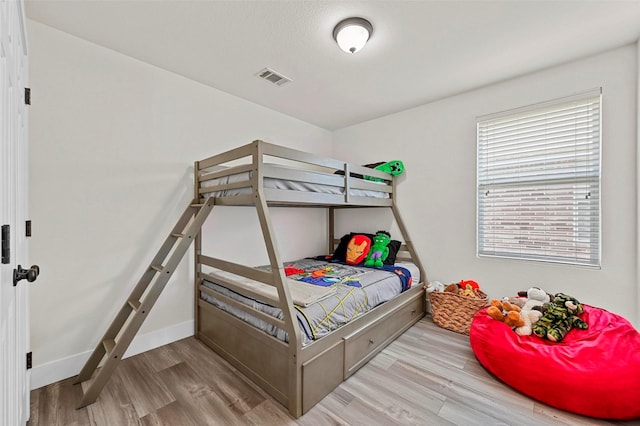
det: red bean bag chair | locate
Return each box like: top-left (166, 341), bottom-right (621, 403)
top-left (470, 305), bottom-right (640, 420)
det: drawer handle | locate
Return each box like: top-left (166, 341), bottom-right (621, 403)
top-left (369, 338), bottom-right (375, 345)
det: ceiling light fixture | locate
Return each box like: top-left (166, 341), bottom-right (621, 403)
top-left (333, 17), bottom-right (373, 54)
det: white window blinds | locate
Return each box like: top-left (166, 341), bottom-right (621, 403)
top-left (477, 89), bottom-right (601, 267)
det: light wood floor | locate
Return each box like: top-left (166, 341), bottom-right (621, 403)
top-left (29, 317), bottom-right (640, 426)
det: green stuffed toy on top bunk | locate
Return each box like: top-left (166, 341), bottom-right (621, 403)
top-left (364, 160), bottom-right (405, 182)
top-left (334, 160), bottom-right (405, 182)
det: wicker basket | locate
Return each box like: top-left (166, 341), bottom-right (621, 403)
top-left (428, 290), bottom-right (488, 335)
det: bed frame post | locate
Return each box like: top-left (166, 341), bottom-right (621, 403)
top-left (328, 207), bottom-right (335, 254)
top-left (389, 177), bottom-right (427, 282)
top-left (391, 201), bottom-right (427, 286)
top-left (251, 141), bottom-right (303, 417)
top-left (194, 160), bottom-right (202, 337)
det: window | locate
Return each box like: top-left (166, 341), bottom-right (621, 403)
top-left (477, 89), bottom-right (601, 267)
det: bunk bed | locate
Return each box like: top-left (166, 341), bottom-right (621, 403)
top-left (193, 140), bottom-right (427, 417)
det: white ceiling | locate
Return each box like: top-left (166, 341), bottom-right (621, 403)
top-left (25, 0), bottom-right (640, 130)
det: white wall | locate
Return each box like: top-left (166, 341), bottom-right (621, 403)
top-left (334, 44), bottom-right (639, 327)
top-left (27, 20), bottom-right (332, 388)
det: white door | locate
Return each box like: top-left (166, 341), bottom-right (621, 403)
top-left (1, 0), bottom-right (31, 425)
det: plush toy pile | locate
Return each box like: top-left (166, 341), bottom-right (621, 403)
top-left (471, 301), bottom-right (640, 420)
top-left (427, 279), bottom-right (488, 334)
top-left (487, 287), bottom-right (589, 342)
top-left (427, 279), bottom-right (485, 300)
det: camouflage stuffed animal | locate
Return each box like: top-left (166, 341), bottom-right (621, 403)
top-left (532, 293), bottom-right (588, 342)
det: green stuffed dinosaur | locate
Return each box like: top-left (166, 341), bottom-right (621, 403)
top-left (364, 231), bottom-right (391, 267)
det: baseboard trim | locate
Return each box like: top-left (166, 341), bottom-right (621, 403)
top-left (30, 320), bottom-right (194, 390)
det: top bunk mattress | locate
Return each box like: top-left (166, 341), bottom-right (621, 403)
top-left (200, 164), bottom-right (390, 199)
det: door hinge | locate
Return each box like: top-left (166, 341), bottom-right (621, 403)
top-left (1, 225), bottom-right (9, 264)
top-left (26, 352), bottom-right (32, 370)
top-left (25, 88), bottom-right (31, 105)
top-left (26, 220), bottom-right (32, 237)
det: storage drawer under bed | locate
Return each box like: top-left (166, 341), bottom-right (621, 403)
top-left (301, 289), bottom-right (424, 413)
top-left (343, 290), bottom-right (424, 378)
top-left (199, 283), bottom-right (426, 416)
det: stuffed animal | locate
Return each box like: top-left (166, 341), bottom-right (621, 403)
top-left (364, 231), bottom-right (391, 267)
top-left (444, 283), bottom-right (460, 293)
top-left (426, 280), bottom-right (445, 293)
top-left (521, 287), bottom-right (551, 310)
top-left (515, 309), bottom-right (543, 336)
top-left (517, 287), bottom-right (554, 306)
top-left (533, 293), bottom-right (588, 342)
top-left (364, 160), bottom-right (405, 182)
top-left (511, 287), bottom-right (550, 336)
top-left (459, 284), bottom-right (479, 299)
top-left (459, 279), bottom-right (479, 290)
top-left (487, 299), bottom-right (524, 328)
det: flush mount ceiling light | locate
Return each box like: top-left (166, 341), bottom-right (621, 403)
top-left (333, 17), bottom-right (373, 54)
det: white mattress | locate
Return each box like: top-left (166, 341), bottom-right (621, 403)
top-left (201, 164), bottom-right (390, 199)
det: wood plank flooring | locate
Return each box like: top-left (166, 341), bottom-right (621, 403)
top-left (29, 317), bottom-right (640, 426)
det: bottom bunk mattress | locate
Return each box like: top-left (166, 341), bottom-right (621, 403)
top-left (200, 258), bottom-right (420, 346)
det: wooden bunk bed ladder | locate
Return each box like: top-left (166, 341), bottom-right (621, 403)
top-left (74, 198), bottom-right (215, 408)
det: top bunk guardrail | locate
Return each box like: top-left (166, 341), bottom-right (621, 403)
top-left (195, 140), bottom-right (395, 207)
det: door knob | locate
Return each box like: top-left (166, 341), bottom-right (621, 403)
top-left (13, 265), bottom-right (40, 286)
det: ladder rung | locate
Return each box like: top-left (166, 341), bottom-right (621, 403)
top-left (102, 339), bottom-right (116, 355)
top-left (75, 198), bottom-right (214, 408)
top-left (128, 299), bottom-right (141, 311)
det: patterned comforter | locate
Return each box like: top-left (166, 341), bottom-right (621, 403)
top-left (201, 258), bottom-right (418, 344)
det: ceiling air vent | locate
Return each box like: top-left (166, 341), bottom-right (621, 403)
top-left (256, 68), bottom-right (292, 87)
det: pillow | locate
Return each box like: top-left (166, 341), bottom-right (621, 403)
top-left (345, 234), bottom-right (371, 265)
top-left (332, 232), bottom-right (401, 265)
